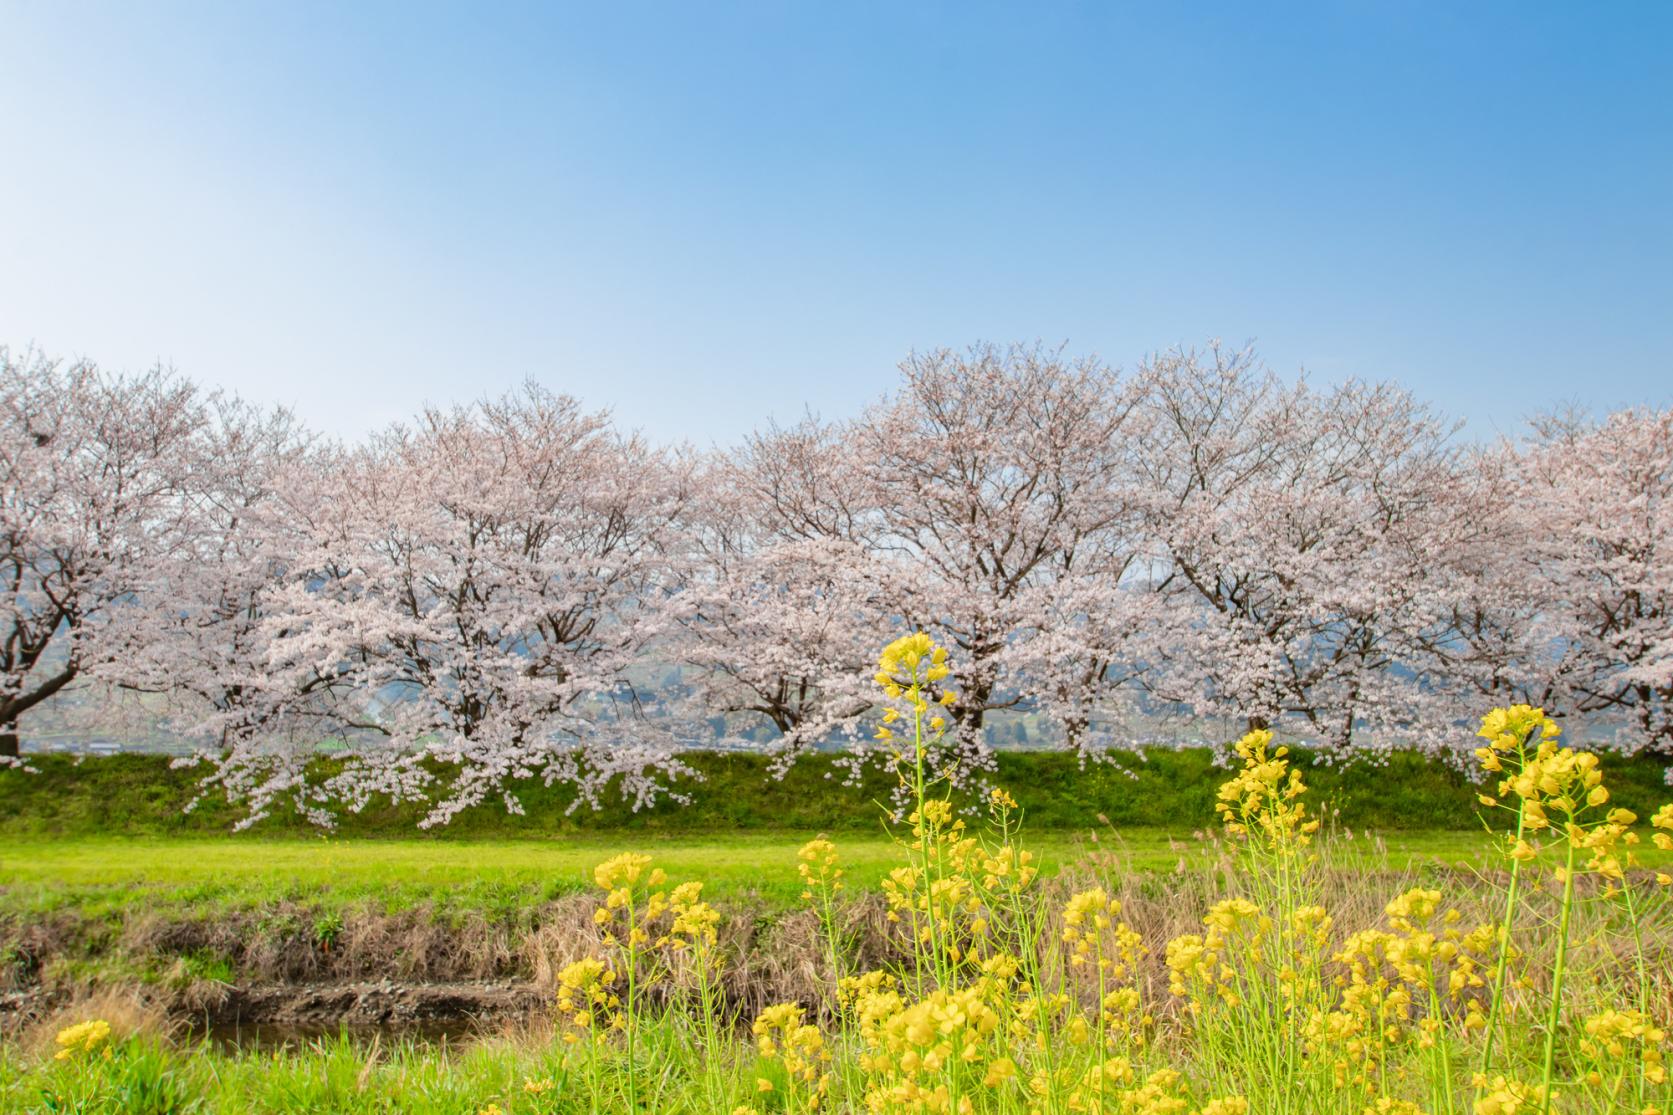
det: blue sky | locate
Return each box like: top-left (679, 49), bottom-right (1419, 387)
top-left (3, 1), bottom-right (1669, 446)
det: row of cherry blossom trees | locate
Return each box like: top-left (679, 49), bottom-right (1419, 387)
top-left (2, 342), bottom-right (1667, 820)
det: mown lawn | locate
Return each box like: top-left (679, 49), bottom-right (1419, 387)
top-left (1, 827), bottom-right (1638, 914)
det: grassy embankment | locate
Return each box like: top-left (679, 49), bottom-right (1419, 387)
top-left (11, 745), bottom-right (1673, 835)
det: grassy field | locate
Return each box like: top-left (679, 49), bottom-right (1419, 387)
top-left (0, 828), bottom-right (1525, 910)
top-left (3, 826), bottom-right (1667, 988)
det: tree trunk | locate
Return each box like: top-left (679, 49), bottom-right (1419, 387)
top-left (0, 724), bottom-right (18, 759)
top-left (946, 684), bottom-right (992, 756)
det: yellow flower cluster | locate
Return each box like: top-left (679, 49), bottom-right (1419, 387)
top-left (670, 879), bottom-right (720, 948)
top-left (1382, 889), bottom-right (1492, 1002)
top-left (1214, 728), bottom-right (1321, 849)
top-left (1475, 708), bottom-right (1596, 818)
top-left (1061, 888), bottom-right (1115, 958)
top-left (1487, 738), bottom-right (1605, 813)
top-left (753, 1002), bottom-right (831, 1110)
top-left (555, 956), bottom-right (621, 1040)
top-left (857, 985), bottom-right (1003, 1113)
top-left (1474, 706), bottom-right (1669, 895)
top-left (1057, 886), bottom-right (1149, 1043)
top-left (593, 850), bottom-right (656, 891)
top-left (1476, 705), bottom-right (1561, 754)
top-left (53, 1019), bottom-right (111, 1061)
top-left (1310, 927), bottom-right (1415, 1085)
top-left (1165, 898), bottom-right (1266, 1010)
top-left (839, 969), bottom-right (901, 1015)
top-left (873, 631), bottom-right (957, 743)
top-left (589, 851), bottom-right (719, 964)
top-left (1297, 886), bottom-right (1497, 1089)
top-left (1056, 1061), bottom-right (1245, 1115)
top-left (1579, 1008), bottom-right (1668, 1085)
top-left (875, 631), bottom-right (951, 695)
top-left (1471, 1075), bottom-right (1546, 1115)
top-left (977, 841), bottom-right (1037, 896)
top-left (1362, 1100), bottom-right (1427, 1115)
top-left (799, 836), bottom-right (844, 902)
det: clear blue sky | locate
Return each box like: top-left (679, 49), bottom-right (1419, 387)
top-left (3, 1), bottom-right (1669, 446)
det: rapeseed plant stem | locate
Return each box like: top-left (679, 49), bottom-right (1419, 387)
top-left (1539, 831), bottom-right (1580, 1115)
top-left (1480, 793), bottom-right (1527, 1078)
top-left (1476, 706), bottom-right (1558, 1084)
top-left (1621, 881), bottom-right (1652, 1109)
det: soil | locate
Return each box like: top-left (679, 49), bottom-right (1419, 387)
top-left (0, 979), bottom-right (549, 1044)
top-left (214, 978), bottom-right (545, 1029)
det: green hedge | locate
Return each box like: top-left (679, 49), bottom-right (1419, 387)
top-left (4, 746), bottom-right (1669, 838)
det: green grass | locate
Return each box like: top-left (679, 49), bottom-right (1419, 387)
top-left (0, 829), bottom-right (1498, 903)
top-left (0, 1032), bottom-right (596, 1115)
top-left (8, 828), bottom-right (1637, 994)
top-left (1, 1029), bottom-right (821, 1114)
top-left (5, 745), bottom-right (1670, 840)
top-left (5, 828), bottom-right (1661, 921)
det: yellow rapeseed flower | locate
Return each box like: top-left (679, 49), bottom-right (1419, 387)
top-left (593, 852), bottom-right (654, 890)
top-left (1472, 1076), bottom-right (1546, 1115)
top-left (53, 1019), bottom-right (111, 1060)
top-left (1215, 729), bottom-right (1320, 850)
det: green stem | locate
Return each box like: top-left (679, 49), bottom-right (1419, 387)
top-left (623, 891), bottom-right (639, 1113)
top-left (1430, 981), bottom-right (1458, 1115)
top-left (586, 1014), bottom-right (601, 1115)
top-left (1538, 832), bottom-right (1580, 1115)
top-left (1480, 795), bottom-right (1529, 1077)
top-left (1622, 881), bottom-right (1650, 1107)
top-left (694, 942), bottom-right (724, 1111)
top-left (911, 680), bottom-right (946, 989)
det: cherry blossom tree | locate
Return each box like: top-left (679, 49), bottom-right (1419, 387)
top-left (847, 343), bottom-right (1150, 757)
top-left (670, 440), bottom-right (885, 759)
top-left (1131, 343), bottom-right (1465, 753)
top-left (230, 383), bottom-right (693, 826)
top-left (1411, 408), bottom-right (1672, 757)
top-left (0, 349), bottom-right (203, 758)
top-left (94, 398), bottom-right (347, 772)
top-left (724, 413), bottom-right (878, 548)
top-left (1408, 441), bottom-right (1564, 726)
top-left (1008, 567), bottom-right (1160, 754)
top-left (704, 348), bottom-right (1153, 764)
top-left (1519, 410), bottom-right (1672, 750)
top-left (8, 335), bottom-right (1668, 802)
top-left (1453, 410), bottom-right (1673, 752)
